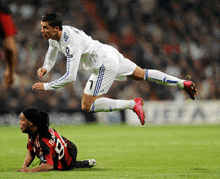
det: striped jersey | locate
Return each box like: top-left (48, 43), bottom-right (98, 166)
top-left (27, 127), bottom-right (77, 170)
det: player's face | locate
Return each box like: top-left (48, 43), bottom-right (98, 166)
top-left (19, 113), bottom-right (32, 133)
top-left (41, 21), bottom-right (59, 40)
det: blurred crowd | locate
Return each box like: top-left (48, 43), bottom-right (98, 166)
top-left (0, 0), bottom-right (219, 114)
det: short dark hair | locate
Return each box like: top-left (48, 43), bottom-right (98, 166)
top-left (41, 13), bottom-right (63, 30)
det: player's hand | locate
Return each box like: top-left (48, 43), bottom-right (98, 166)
top-left (3, 69), bottom-right (14, 89)
top-left (37, 68), bottom-right (47, 79)
top-left (32, 82), bottom-right (45, 91)
top-left (21, 166), bottom-right (33, 173)
top-left (14, 168), bottom-right (22, 172)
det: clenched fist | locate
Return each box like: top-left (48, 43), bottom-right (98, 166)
top-left (37, 68), bottom-right (47, 79)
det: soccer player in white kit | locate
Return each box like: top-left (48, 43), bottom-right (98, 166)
top-left (32, 13), bottom-right (198, 125)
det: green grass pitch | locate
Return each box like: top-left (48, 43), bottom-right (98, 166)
top-left (0, 124), bottom-right (220, 178)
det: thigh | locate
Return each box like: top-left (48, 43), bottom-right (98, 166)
top-left (65, 138), bottom-right (77, 170)
top-left (84, 63), bottom-right (117, 96)
top-left (117, 54), bottom-right (137, 77)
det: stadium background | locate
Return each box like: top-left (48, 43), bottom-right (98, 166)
top-left (0, 0), bottom-right (219, 125)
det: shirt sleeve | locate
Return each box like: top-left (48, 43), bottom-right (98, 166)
top-left (43, 152), bottom-right (54, 166)
top-left (27, 138), bottom-right (33, 151)
top-left (40, 138), bottom-right (54, 166)
top-left (42, 40), bottom-right (58, 73)
top-left (44, 39), bottom-right (81, 91)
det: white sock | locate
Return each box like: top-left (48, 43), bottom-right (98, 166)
top-left (89, 98), bottom-right (135, 112)
top-left (144, 69), bottom-right (185, 89)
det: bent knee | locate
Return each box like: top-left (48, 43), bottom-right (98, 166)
top-left (128, 66), bottom-right (145, 81)
top-left (81, 102), bottom-right (92, 112)
top-left (3, 36), bottom-right (17, 52)
top-left (5, 48), bottom-right (17, 56)
top-left (81, 93), bottom-right (99, 112)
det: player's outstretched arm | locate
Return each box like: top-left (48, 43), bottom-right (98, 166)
top-left (21, 163), bottom-right (53, 173)
top-left (32, 68), bottom-right (47, 91)
top-left (32, 82), bottom-right (45, 91)
top-left (14, 150), bottom-right (35, 172)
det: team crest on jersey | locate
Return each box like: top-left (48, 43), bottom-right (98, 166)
top-left (74, 30), bottom-right (79, 34)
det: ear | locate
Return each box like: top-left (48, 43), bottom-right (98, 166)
top-left (29, 121), bottom-right (34, 127)
top-left (54, 26), bottom-right (60, 31)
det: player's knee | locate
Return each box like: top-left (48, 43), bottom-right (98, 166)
top-left (128, 66), bottom-right (145, 81)
top-left (5, 48), bottom-right (16, 56)
top-left (81, 102), bottom-right (91, 112)
top-left (81, 94), bottom-right (98, 112)
top-left (3, 37), bottom-right (17, 54)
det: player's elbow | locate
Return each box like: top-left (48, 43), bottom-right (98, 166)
top-left (66, 75), bottom-right (76, 83)
top-left (64, 76), bottom-right (75, 85)
top-left (44, 164), bottom-right (54, 172)
top-left (48, 164), bottom-right (54, 171)
top-left (41, 163), bottom-right (54, 172)
top-left (5, 48), bottom-right (17, 58)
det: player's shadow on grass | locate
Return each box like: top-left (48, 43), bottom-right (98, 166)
top-left (73, 168), bottom-right (112, 172)
top-left (191, 168), bottom-right (211, 172)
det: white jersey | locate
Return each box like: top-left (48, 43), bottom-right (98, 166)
top-left (43, 26), bottom-right (106, 90)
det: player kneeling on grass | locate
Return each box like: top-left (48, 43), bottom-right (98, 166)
top-left (15, 107), bottom-right (96, 173)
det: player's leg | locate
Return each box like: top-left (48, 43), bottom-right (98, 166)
top-left (81, 93), bottom-right (100, 112)
top-left (82, 93), bottom-right (135, 113)
top-left (81, 45), bottom-right (146, 125)
top-left (82, 60), bottom-right (146, 125)
top-left (81, 63), bottom-right (136, 113)
top-left (128, 66), bottom-right (198, 100)
top-left (2, 36), bottom-right (17, 87)
top-left (0, 11), bottom-right (17, 87)
top-left (66, 139), bottom-right (96, 169)
top-left (74, 159), bottom-right (96, 168)
top-left (82, 93), bottom-right (145, 125)
top-left (128, 66), bottom-right (185, 87)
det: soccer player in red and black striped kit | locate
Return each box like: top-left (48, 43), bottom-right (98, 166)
top-left (15, 107), bottom-right (96, 173)
top-left (0, 2), bottom-right (17, 88)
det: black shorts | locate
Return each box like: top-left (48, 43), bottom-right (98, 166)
top-left (63, 137), bottom-right (78, 170)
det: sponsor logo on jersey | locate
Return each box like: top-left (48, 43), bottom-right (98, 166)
top-left (63, 32), bottom-right (69, 42)
top-left (65, 46), bottom-right (73, 58)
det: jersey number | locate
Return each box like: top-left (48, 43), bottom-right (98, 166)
top-left (89, 80), bottom-right (93, 90)
top-left (55, 139), bottom-right (65, 160)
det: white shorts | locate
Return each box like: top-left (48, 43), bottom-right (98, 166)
top-left (84, 45), bottom-right (136, 96)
